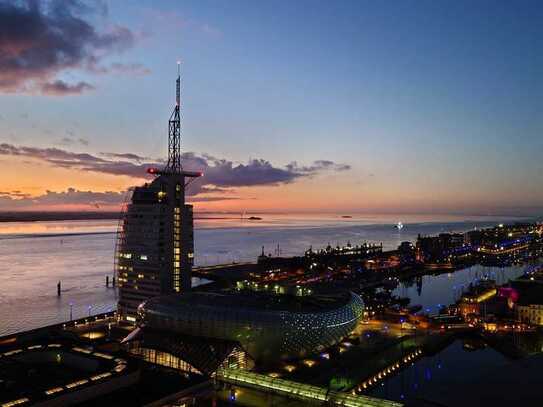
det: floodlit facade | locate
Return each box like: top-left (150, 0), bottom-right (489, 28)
top-left (515, 303), bottom-right (543, 326)
top-left (136, 291), bottom-right (364, 362)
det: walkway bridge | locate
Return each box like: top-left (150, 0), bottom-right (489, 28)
top-left (216, 368), bottom-right (402, 407)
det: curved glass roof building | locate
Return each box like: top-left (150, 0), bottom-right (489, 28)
top-left (136, 291), bottom-right (364, 362)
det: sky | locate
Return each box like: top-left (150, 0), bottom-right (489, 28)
top-left (0, 0), bottom-right (541, 215)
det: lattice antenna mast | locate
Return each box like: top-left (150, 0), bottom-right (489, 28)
top-left (166, 62), bottom-right (182, 173)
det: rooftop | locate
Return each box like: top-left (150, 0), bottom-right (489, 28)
top-left (515, 285), bottom-right (543, 306)
top-left (0, 342), bottom-right (136, 406)
top-left (143, 290), bottom-right (355, 314)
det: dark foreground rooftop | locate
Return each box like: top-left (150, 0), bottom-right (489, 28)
top-left (0, 342), bottom-right (137, 406)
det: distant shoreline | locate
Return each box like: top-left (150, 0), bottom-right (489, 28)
top-left (0, 212), bottom-right (253, 223)
top-left (0, 212), bottom-right (120, 223)
top-left (0, 211), bottom-right (536, 224)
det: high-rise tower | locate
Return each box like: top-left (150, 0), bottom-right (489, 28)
top-left (117, 66), bottom-right (201, 322)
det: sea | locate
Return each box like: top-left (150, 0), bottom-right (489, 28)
top-left (0, 212), bottom-right (533, 337)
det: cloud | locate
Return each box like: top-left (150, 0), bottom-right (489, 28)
top-left (36, 188), bottom-right (124, 206)
top-left (0, 143), bottom-right (105, 164)
top-left (0, 187), bottom-right (125, 209)
top-left (58, 137), bottom-right (75, 146)
top-left (0, 190), bottom-right (32, 199)
top-left (0, 186), bottom-right (249, 210)
top-left (200, 158), bottom-right (302, 187)
top-left (188, 196), bottom-right (245, 203)
top-left (198, 186), bottom-right (231, 194)
top-left (286, 160), bottom-right (351, 173)
top-left (0, 143), bottom-right (352, 201)
top-left (90, 62), bottom-right (151, 75)
top-left (57, 134), bottom-right (90, 146)
top-left (0, 143), bottom-right (351, 185)
top-left (41, 80), bottom-right (95, 96)
top-left (0, 0), bottom-right (143, 95)
top-left (100, 152), bottom-right (149, 161)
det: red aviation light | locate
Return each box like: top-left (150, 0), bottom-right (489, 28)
top-left (147, 167), bottom-right (159, 175)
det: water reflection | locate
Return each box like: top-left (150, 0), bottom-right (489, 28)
top-left (370, 338), bottom-right (543, 406)
top-left (393, 261), bottom-right (542, 313)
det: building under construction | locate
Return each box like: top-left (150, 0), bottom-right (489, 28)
top-left (116, 66), bottom-right (201, 321)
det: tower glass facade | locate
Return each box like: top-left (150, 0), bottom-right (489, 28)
top-left (117, 174), bottom-right (194, 321)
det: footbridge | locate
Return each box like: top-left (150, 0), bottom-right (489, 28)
top-left (216, 368), bottom-right (402, 407)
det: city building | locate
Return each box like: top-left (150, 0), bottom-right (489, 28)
top-left (131, 290), bottom-right (364, 367)
top-left (416, 233), bottom-right (473, 268)
top-left (0, 340), bottom-right (138, 407)
top-left (458, 280), bottom-right (499, 318)
top-left (117, 68), bottom-right (201, 321)
top-left (512, 274), bottom-right (543, 326)
top-left (515, 299), bottom-right (543, 326)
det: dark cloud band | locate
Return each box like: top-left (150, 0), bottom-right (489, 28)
top-left (0, 143), bottom-right (351, 202)
top-left (0, 0), bottom-right (141, 95)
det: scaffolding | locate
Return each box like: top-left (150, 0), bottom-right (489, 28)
top-left (113, 188), bottom-right (133, 301)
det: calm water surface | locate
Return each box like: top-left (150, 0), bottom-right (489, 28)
top-left (393, 261), bottom-right (543, 314)
top-left (370, 339), bottom-right (543, 406)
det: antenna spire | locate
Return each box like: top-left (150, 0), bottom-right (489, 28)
top-left (166, 63), bottom-right (182, 173)
top-left (176, 61), bottom-right (181, 107)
